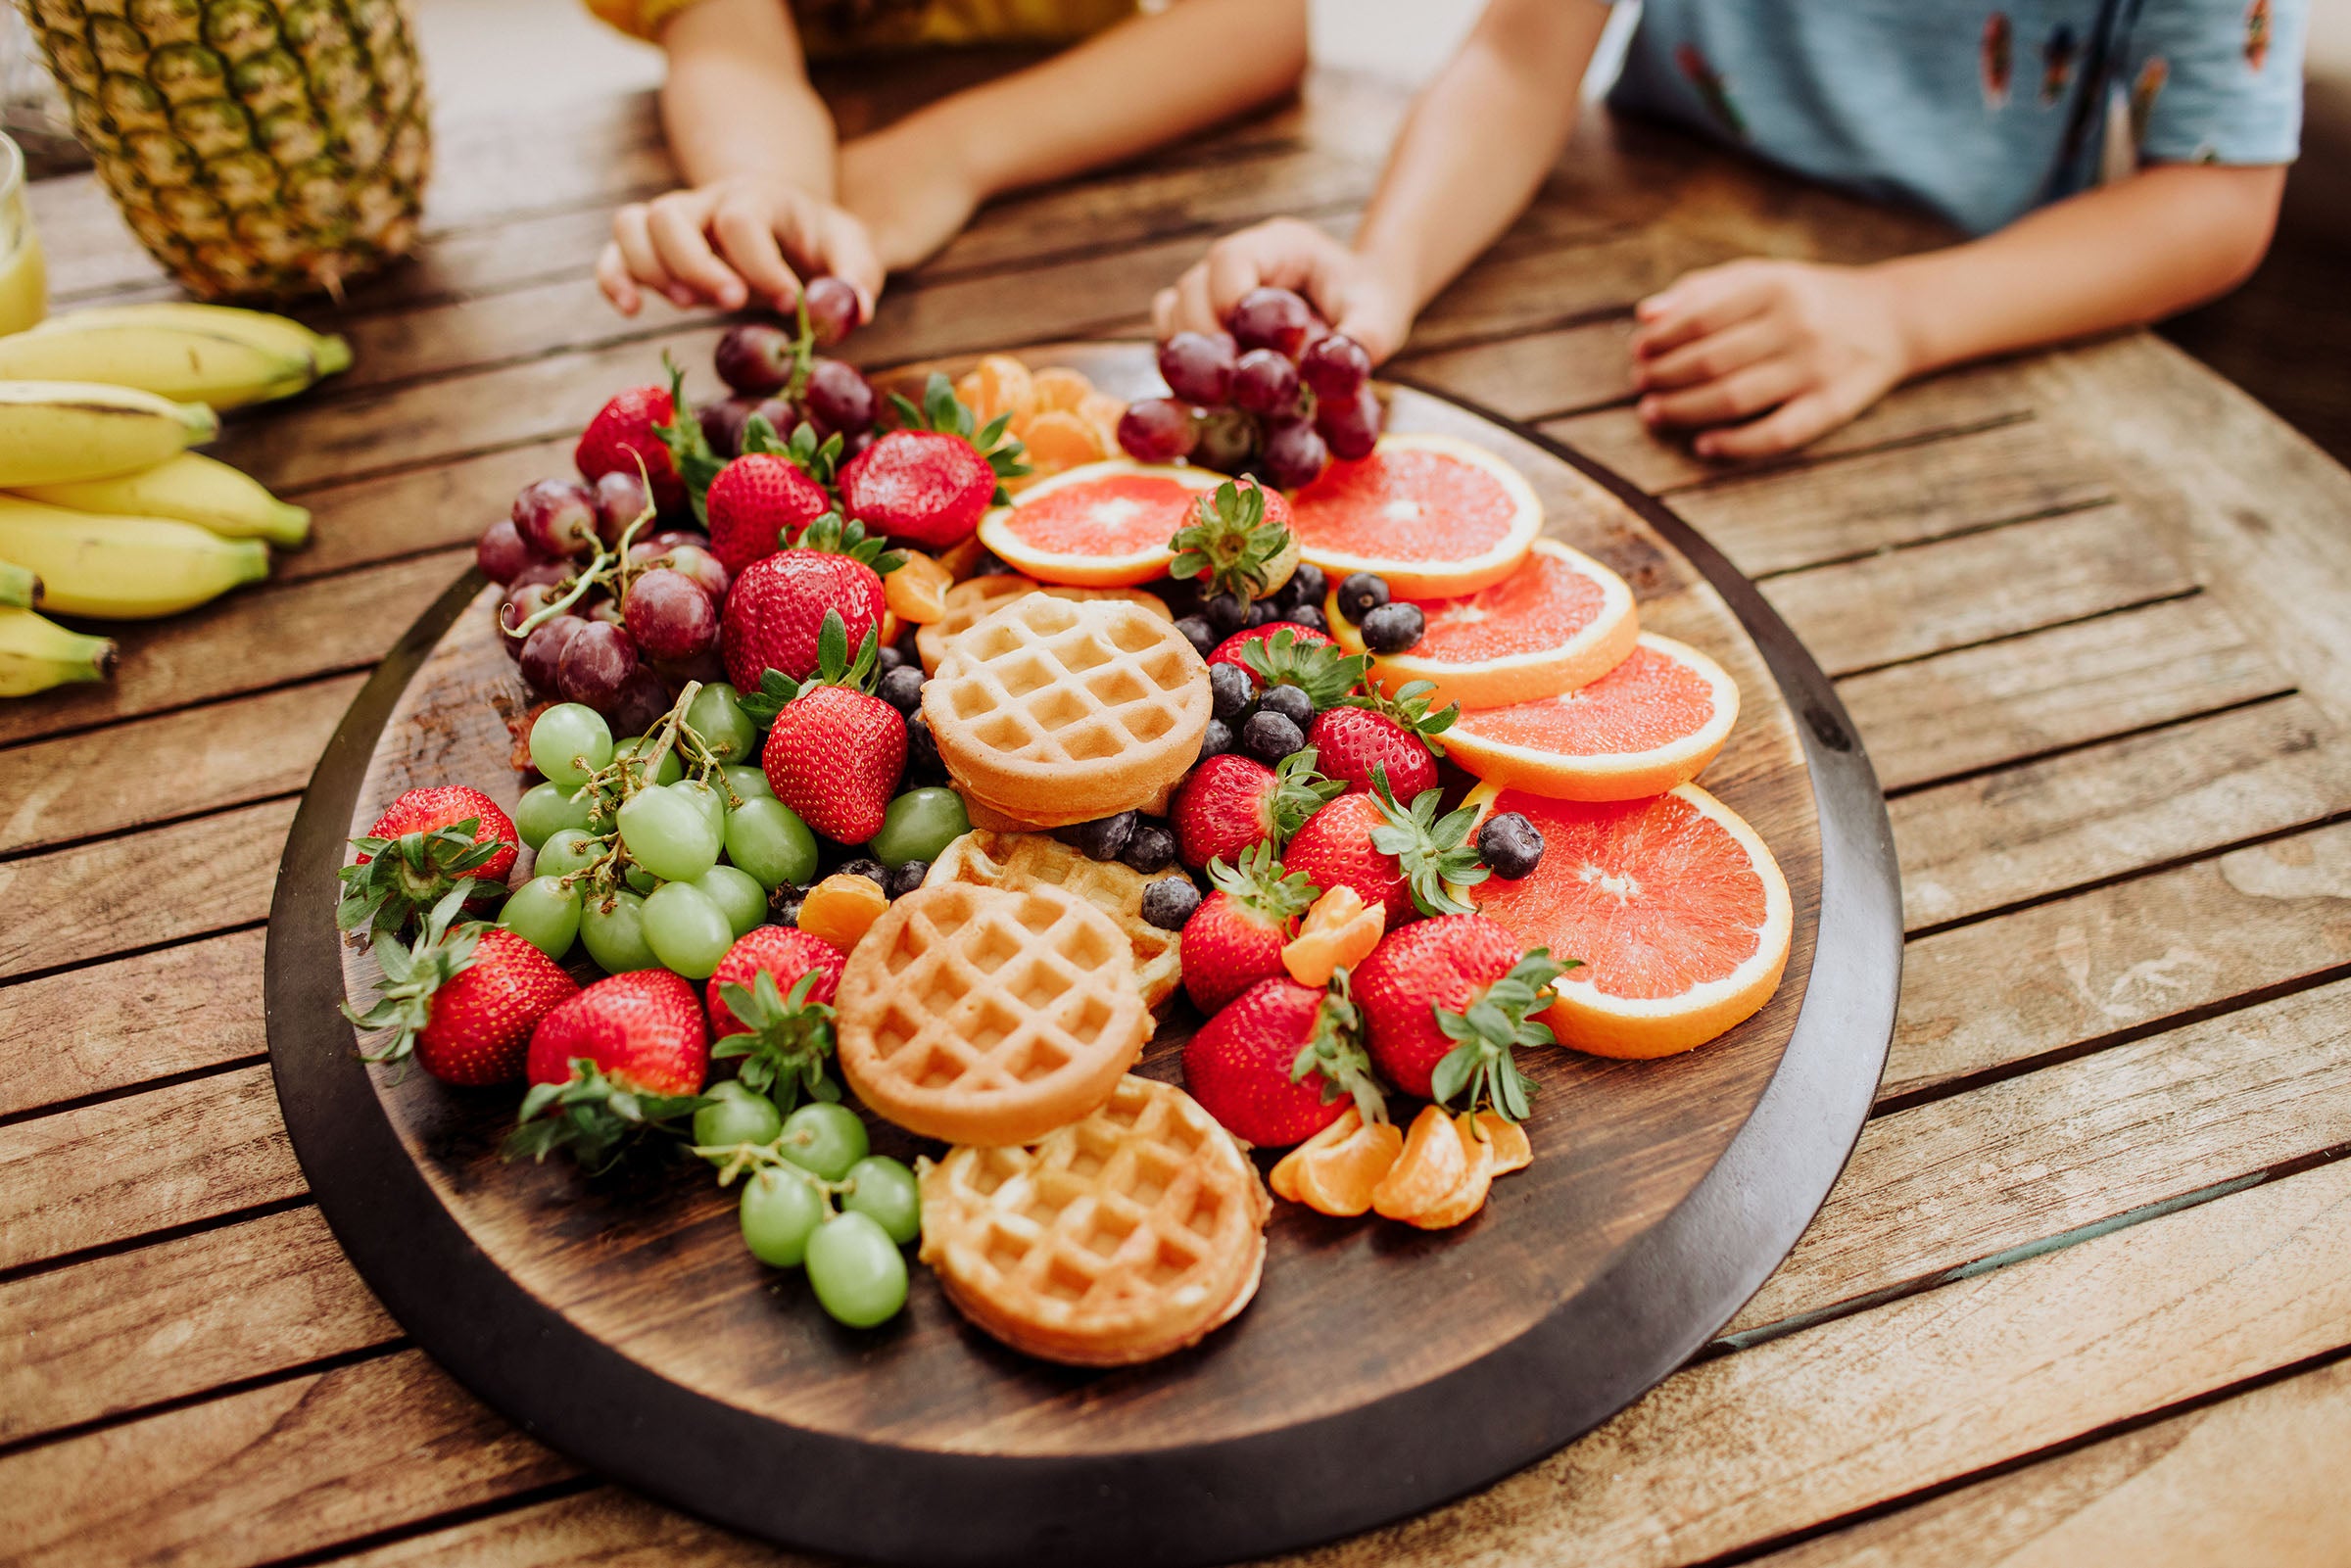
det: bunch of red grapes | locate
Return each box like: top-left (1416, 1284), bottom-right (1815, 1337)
top-left (1117, 285), bottom-right (1382, 489)
top-left (697, 275), bottom-right (873, 459)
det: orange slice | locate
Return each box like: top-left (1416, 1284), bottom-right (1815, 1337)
top-left (1469, 1112), bottom-right (1531, 1174)
top-left (1031, 365), bottom-right (1095, 412)
top-left (1464, 781), bottom-right (1794, 1058)
top-left (1295, 1114), bottom-right (1404, 1217)
top-left (1445, 634), bottom-right (1740, 801)
top-left (1370, 1103), bottom-right (1467, 1219)
top-left (1280, 884), bottom-right (1386, 985)
top-left (1285, 433), bottom-right (1542, 597)
top-left (1325, 539), bottom-right (1639, 711)
top-left (1404, 1114), bottom-right (1495, 1229)
top-left (976, 460), bottom-right (1227, 587)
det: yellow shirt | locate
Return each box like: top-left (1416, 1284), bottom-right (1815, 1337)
top-left (588, 0), bottom-right (1139, 54)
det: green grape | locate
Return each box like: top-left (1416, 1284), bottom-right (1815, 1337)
top-left (498, 876), bottom-right (581, 959)
top-left (535, 828), bottom-right (604, 881)
top-left (840, 1156), bottom-right (921, 1245)
top-left (696, 864), bottom-right (767, 937)
top-left (724, 796), bottom-right (818, 889)
top-left (721, 763), bottom-right (772, 803)
top-left (674, 777), bottom-right (730, 839)
top-left (579, 888), bottom-right (657, 974)
top-left (870, 787), bottom-right (971, 869)
top-left (687, 683), bottom-right (757, 763)
top-left (805, 1211), bottom-right (909, 1326)
top-left (513, 780), bottom-right (594, 849)
top-left (530, 702), bottom-right (613, 789)
top-left (616, 784), bottom-right (721, 882)
top-left (779, 1102), bottom-right (869, 1182)
top-left (625, 864), bottom-right (658, 895)
top-left (695, 1080), bottom-right (784, 1150)
top-left (740, 1167), bottom-right (827, 1268)
top-left (611, 735), bottom-right (684, 788)
top-left (642, 880), bottom-right (734, 978)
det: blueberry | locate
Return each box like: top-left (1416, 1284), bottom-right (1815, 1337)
top-left (839, 857), bottom-right (889, 888)
top-left (1241, 709), bottom-right (1306, 765)
top-left (905, 714), bottom-right (945, 781)
top-left (1209, 662), bottom-right (1255, 720)
top-left (878, 664), bottom-right (925, 716)
top-left (1245, 598), bottom-right (1279, 628)
top-left (1282, 562), bottom-right (1326, 611)
top-left (1204, 592), bottom-right (1250, 637)
top-left (1476, 812), bottom-right (1545, 879)
top-left (1174, 615), bottom-right (1219, 659)
top-left (1197, 718), bottom-right (1235, 762)
top-left (1285, 602), bottom-right (1327, 636)
top-left (1122, 821), bottom-right (1177, 874)
top-left (1336, 571), bottom-right (1390, 624)
top-left (895, 624), bottom-right (922, 664)
top-left (1359, 601), bottom-right (1425, 654)
top-left (1153, 576), bottom-right (1205, 620)
top-left (875, 643), bottom-right (908, 675)
top-left (1140, 876), bottom-right (1203, 930)
top-left (1257, 683), bottom-right (1314, 727)
top-left (887, 859), bottom-right (931, 898)
top-left (1073, 811), bottom-right (1137, 862)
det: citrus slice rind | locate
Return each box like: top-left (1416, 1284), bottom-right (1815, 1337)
top-left (1284, 432), bottom-right (1543, 597)
top-left (1444, 633), bottom-right (1739, 801)
top-left (1461, 781), bottom-right (1794, 1059)
top-left (976, 459), bottom-right (1225, 587)
top-left (1325, 539), bottom-right (1640, 710)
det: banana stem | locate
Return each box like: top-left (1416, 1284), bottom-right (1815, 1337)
top-left (0, 561), bottom-right (40, 609)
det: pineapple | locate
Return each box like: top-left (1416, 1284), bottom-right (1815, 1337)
top-left (20, 0), bottom-right (429, 302)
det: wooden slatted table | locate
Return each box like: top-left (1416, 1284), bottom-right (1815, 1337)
top-left (7, 64), bottom-right (2351, 1567)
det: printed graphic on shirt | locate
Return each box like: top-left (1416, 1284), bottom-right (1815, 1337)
top-left (2129, 56), bottom-right (2170, 148)
top-left (1982, 12), bottom-right (2012, 109)
top-left (2040, 23), bottom-right (2077, 105)
top-left (2245, 0), bottom-right (2271, 70)
top-left (1674, 43), bottom-right (1747, 138)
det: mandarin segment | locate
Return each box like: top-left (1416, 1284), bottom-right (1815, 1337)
top-left (1369, 1104), bottom-right (1467, 1220)
top-left (884, 549), bottom-right (954, 624)
top-left (796, 872), bottom-right (891, 952)
top-left (1280, 884), bottom-right (1387, 986)
top-left (1030, 365), bottom-right (1095, 412)
top-left (1470, 1112), bottom-right (1533, 1174)
top-left (1403, 1114), bottom-right (1496, 1229)
top-left (1022, 408), bottom-right (1115, 473)
top-left (1269, 1107), bottom-right (1361, 1203)
top-left (1295, 1114), bottom-right (1405, 1217)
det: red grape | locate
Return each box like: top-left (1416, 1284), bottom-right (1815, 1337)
top-left (1300, 333), bottom-right (1370, 400)
top-left (802, 276), bottom-right (862, 348)
top-left (592, 470), bottom-right (651, 546)
top-left (650, 529), bottom-right (710, 552)
top-left (698, 398), bottom-right (754, 458)
top-left (519, 614), bottom-right (586, 692)
top-left (661, 543), bottom-right (731, 602)
top-left (499, 582), bottom-right (562, 658)
top-left (1231, 349), bottom-right (1300, 417)
top-left (1227, 287), bottom-right (1317, 358)
top-left (649, 650), bottom-right (727, 689)
top-left (587, 595), bottom-right (628, 628)
top-left (511, 478), bottom-right (600, 558)
top-left (476, 517), bottom-right (537, 584)
top-left (1158, 331), bottom-right (1237, 404)
top-left (610, 664), bottom-right (676, 738)
top-left (1116, 398), bottom-right (1200, 463)
top-left (1316, 382), bottom-right (1382, 461)
top-left (1193, 406), bottom-right (1258, 473)
top-left (557, 620), bottom-right (639, 711)
top-left (805, 358), bottom-right (876, 435)
top-left (838, 428), bottom-right (875, 461)
top-left (747, 397), bottom-right (798, 445)
top-left (625, 567), bottom-right (719, 658)
top-left (1260, 419), bottom-right (1329, 490)
top-left (713, 322), bottom-right (793, 396)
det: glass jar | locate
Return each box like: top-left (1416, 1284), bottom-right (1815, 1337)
top-left (0, 132), bottom-right (46, 336)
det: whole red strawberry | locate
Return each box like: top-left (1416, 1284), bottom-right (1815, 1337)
top-left (1283, 774), bottom-right (1487, 926)
top-left (1309, 706), bottom-right (1439, 799)
top-left (721, 546), bottom-right (887, 689)
top-left (706, 453), bottom-right (834, 577)
top-left (340, 785), bottom-right (521, 934)
top-left (1208, 621), bottom-right (1334, 674)
top-left (1354, 916), bottom-right (1564, 1119)
top-left (576, 385), bottom-right (684, 513)
top-left (706, 926), bottom-right (846, 1109)
top-left (1184, 975), bottom-right (1385, 1147)
top-left (838, 429), bottom-right (997, 549)
top-left (1179, 841), bottom-right (1319, 1015)
top-left (706, 925), bottom-right (845, 1037)
top-left (1281, 792), bottom-right (1409, 925)
top-left (342, 889), bottom-right (579, 1086)
top-left (509, 969), bottom-right (713, 1169)
top-left (1171, 750), bottom-right (1342, 871)
top-left (756, 610), bottom-right (907, 843)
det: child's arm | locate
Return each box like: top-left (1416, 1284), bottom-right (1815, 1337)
top-left (1632, 163), bottom-right (2287, 458)
top-left (1152, 0), bottom-right (1612, 359)
top-left (840, 0), bottom-right (1310, 273)
top-left (596, 0), bottom-right (882, 318)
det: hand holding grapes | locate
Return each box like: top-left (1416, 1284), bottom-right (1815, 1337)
top-left (598, 176), bottom-right (884, 321)
top-left (1153, 218), bottom-right (1415, 365)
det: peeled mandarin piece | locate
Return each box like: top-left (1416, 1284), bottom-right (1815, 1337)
top-left (969, 355), bottom-right (1036, 426)
top-left (797, 873), bottom-right (892, 952)
top-left (1270, 1107), bottom-right (1360, 1203)
top-left (1031, 365), bottom-right (1094, 411)
top-left (1297, 1117), bottom-right (1404, 1216)
top-left (954, 369), bottom-right (988, 418)
top-left (1281, 884), bottom-right (1387, 984)
top-left (1370, 1104), bottom-right (1466, 1220)
top-left (886, 550), bottom-right (954, 623)
top-left (1405, 1116), bottom-right (1495, 1229)
top-left (1022, 408), bottom-right (1112, 472)
top-left (1472, 1112), bottom-right (1533, 1174)
top-left (1076, 390), bottom-right (1127, 448)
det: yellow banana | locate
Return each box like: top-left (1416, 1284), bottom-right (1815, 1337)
top-left (0, 381), bottom-right (218, 488)
top-left (0, 496), bottom-right (269, 619)
top-left (0, 606), bottom-right (117, 695)
top-left (14, 452), bottom-right (311, 547)
top-left (0, 319), bottom-right (314, 409)
top-left (0, 560), bottom-right (38, 608)
top-left (40, 302), bottom-right (354, 381)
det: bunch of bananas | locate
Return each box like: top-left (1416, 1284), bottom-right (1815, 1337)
top-left (0, 302), bottom-right (351, 695)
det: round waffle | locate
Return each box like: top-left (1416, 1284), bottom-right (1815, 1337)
top-left (916, 576), bottom-right (1172, 675)
top-left (837, 881), bottom-right (1149, 1147)
top-left (925, 830), bottom-right (1183, 1009)
top-left (923, 594), bottom-right (1210, 824)
top-left (918, 1075), bottom-right (1271, 1366)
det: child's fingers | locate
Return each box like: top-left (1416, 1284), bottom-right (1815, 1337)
top-left (1634, 316), bottom-right (1788, 392)
top-left (647, 192), bottom-right (747, 310)
top-left (811, 209), bottom-right (885, 313)
top-left (1161, 264), bottom-right (1222, 340)
top-left (1638, 358), bottom-right (1806, 430)
top-left (1695, 389), bottom-right (1847, 460)
top-left (1151, 286), bottom-right (1181, 340)
top-left (595, 241), bottom-right (643, 316)
top-left (713, 200), bottom-right (801, 311)
top-left (611, 204), bottom-right (687, 309)
top-left (1631, 267), bottom-right (1778, 358)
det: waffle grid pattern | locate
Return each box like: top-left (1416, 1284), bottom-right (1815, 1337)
top-left (926, 831), bottom-right (1183, 1009)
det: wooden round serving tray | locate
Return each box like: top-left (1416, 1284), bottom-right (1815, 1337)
top-left (265, 345), bottom-right (1900, 1567)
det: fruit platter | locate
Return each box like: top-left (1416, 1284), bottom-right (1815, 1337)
top-left (265, 293), bottom-right (1899, 1567)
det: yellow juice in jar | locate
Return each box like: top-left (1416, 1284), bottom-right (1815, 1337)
top-left (0, 228), bottom-right (46, 336)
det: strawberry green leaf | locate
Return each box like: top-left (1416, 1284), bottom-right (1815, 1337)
top-left (338, 883), bottom-right (493, 1073)
top-left (653, 355), bottom-right (726, 528)
top-left (1341, 678), bottom-right (1459, 754)
top-left (1366, 767), bottom-right (1487, 917)
top-left (1242, 628), bottom-right (1370, 710)
top-left (740, 667), bottom-right (799, 728)
top-left (1269, 747), bottom-right (1347, 843)
top-left (793, 509), bottom-right (903, 575)
top-left (503, 1057), bottom-right (710, 1174)
top-left (711, 969), bottom-right (840, 1115)
top-left (1287, 971), bottom-right (1388, 1125)
top-left (1427, 948), bottom-right (1571, 1122)
top-left (337, 819), bottom-right (504, 934)
top-left (1169, 480), bottom-right (1291, 604)
top-left (1204, 840), bottom-right (1319, 923)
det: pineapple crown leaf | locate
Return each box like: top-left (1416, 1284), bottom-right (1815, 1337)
top-left (654, 354), bottom-right (727, 528)
top-left (1205, 839), bottom-right (1319, 924)
top-left (1288, 970), bottom-right (1390, 1126)
top-left (1241, 627), bottom-right (1370, 710)
top-left (1341, 678), bottom-right (1459, 754)
top-left (710, 969), bottom-right (840, 1115)
top-left (888, 372), bottom-right (1031, 501)
top-left (338, 882), bottom-right (489, 1069)
top-left (336, 819), bottom-right (504, 935)
top-left (740, 610), bottom-right (882, 723)
top-left (792, 508), bottom-right (902, 575)
top-left (1366, 766), bottom-right (1489, 917)
top-left (1428, 948), bottom-right (1574, 1122)
top-left (1269, 746), bottom-right (1347, 842)
top-left (504, 1057), bottom-right (712, 1175)
top-left (1169, 480), bottom-right (1291, 603)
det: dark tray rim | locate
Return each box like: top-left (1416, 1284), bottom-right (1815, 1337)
top-left (264, 374), bottom-right (1901, 1568)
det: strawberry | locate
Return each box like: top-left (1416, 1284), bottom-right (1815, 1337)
top-left (1170, 749), bottom-right (1342, 871)
top-left (705, 452), bottom-right (834, 576)
top-left (749, 610), bottom-right (907, 843)
top-left (577, 384), bottom-right (684, 513)
top-left (710, 957), bottom-right (842, 1114)
top-left (1170, 478), bottom-right (1296, 606)
top-left (1282, 771), bottom-right (1487, 925)
top-left (1209, 620), bottom-right (1335, 675)
top-left (1179, 841), bottom-right (1319, 1014)
top-left (706, 925), bottom-right (845, 1036)
top-left (508, 968), bottom-right (712, 1170)
top-left (1353, 917), bottom-right (1568, 1118)
top-left (839, 372), bottom-right (1028, 549)
top-left (1307, 678), bottom-right (1458, 797)
top-left (338, 785), bottom-right (520, 934)
top-left (718, 511), bottom-right (895, 689)
top-left (341, 885), bottom-right (579, 1086)
top-left (1184, 974), bottom-right (1385, 1147)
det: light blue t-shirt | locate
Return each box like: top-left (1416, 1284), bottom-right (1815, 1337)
top-left (1607, 0), bottom-right (2308, 235)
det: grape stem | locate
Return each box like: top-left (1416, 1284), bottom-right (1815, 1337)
top-left (504, 462), bottom-right (663, 644)
top-left (693, 1137), bottom-right (860, 1209)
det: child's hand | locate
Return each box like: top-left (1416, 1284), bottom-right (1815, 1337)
top-left (838, 130), bottom-right (984, 274)
top-left (596, 176), bottom-right (884, 318)
top-left (1630, 260), bottom-right (1918, 460)
top-left (1153, 218), bottom-right (1415, 362)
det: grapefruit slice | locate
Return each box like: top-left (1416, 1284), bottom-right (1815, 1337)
top-left (1325, 539), bottom-right (1639, 710)
top-left (1463, 782), bottom-right (1793, 1059)
top-left (1445, 634), bottom-right (1739, 801)
top-left (976, 459), bottom-right (1226, 587)
top-left (1284, 433), bottom-right (1542, 597)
